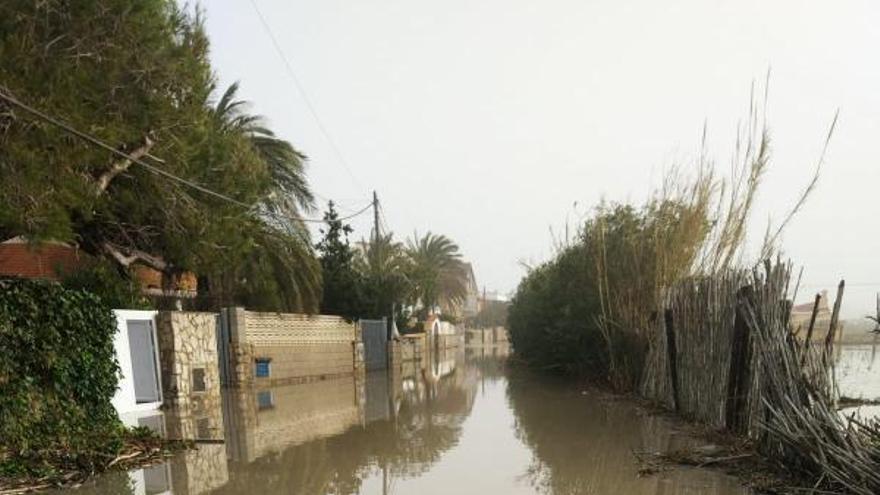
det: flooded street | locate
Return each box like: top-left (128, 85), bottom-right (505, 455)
top-left (70, 347), bottom-right (750, 495)
top-left (25, 332), bottom-right (879, 495)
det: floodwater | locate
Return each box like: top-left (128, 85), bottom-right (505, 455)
top-left (68, 347), bottom-right (751, 495)
top-left (837, 343), bottom-right (880, 418)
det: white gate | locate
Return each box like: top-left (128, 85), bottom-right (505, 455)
top-left (111, 310), bottom-right (163, 415)
top-left (361, 319), bottom-right (388, 371)
top-left (127, 320), bottom-right (161, 403)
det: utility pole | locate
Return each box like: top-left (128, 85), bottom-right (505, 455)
top-left (373, 190), bottom-right (392, 340)
top-left (373, 190), bottom-right (380, 245)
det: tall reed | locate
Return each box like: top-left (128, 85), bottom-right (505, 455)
top-left (589, 82), bottom-right (834, 389)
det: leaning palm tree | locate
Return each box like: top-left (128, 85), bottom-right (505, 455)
top-left (406, 232), bottom-right (468, 317)
top-left (208, 83), bottom-right (321, 312)
top-left (213, 82), bottom-right (315, 219)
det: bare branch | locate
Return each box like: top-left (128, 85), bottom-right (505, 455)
top-left (93, 135), bottom-right (154, 195)
top-left (101, 242), bottom-right (167, 272)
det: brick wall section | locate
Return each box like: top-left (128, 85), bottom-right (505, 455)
top-left (226, 308), bottom-right (359, 386)
top-left (244, 311), bottom-right (356, 344)
top-left (0, 240), bottom-right (88, 280)
top-left (251, 343), bottom-right (353, 386)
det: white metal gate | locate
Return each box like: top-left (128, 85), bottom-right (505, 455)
top-left (361, 318), bottom-right (388, 371)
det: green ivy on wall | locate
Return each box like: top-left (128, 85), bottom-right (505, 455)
top-left (0, 278), bottom-right (122, 460)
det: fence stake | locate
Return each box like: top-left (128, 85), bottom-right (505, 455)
top-left (664, 309), bottom-right (680, 413)
top-left (801, 293), bottom-right (822, 367)
top-left (824, 280), bottom-right (845, 362)
top-left (725, 286), bottom-right (754, 433)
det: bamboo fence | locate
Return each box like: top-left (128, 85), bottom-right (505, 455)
top-left (641, 260), bottom-right (880, 493)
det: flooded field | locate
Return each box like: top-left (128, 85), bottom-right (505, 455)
top-left (68, 347), bottom-right (751, 495)
top-left (837, 343), bottom-right (880, 418)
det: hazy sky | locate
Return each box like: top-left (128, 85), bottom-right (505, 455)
top-left (198, 0), bottom-right (879, 318)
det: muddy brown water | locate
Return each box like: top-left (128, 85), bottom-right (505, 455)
top-left (67, 347), bottom-right (753, 495)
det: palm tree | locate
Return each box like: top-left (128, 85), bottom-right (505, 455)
top-left (356, 232), bottom-right (412, 319)
top-left (208, 83), bottom-right (321, 311)
top-left (406, 232), bottom-right (468, 317)
top-left (213, 82), bottom-right (315, 219)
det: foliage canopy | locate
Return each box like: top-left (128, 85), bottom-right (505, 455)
top-left (0, 0), bottom-right (319, 312)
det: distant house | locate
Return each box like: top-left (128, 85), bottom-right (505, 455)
top-left (462, 263), bottom-right (480, 319)
top-left (791, 290), bottom-right (830, 319)
top-left (790, 290), bottom-right (844, 343)
top-left (441, 262), bottom-right (480, 321)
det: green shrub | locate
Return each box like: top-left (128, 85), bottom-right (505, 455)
top-left (0, 278), bottom-right (122, 455)
top-left (508, 242), bottom-right (606, 376)
top-left (508, 202), bottom-right (704, 385)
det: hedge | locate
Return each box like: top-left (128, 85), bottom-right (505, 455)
top-left (0, 278), bottom-right (121, 453)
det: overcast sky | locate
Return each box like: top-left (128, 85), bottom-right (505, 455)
top-left (198, 0), bottom-right (879, 318)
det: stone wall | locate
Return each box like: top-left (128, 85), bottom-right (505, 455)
top-left (387, 334), bottom-right (428, 376)
top-left (388, 340), bottom-right (402, 369)
top-left (401, 334), bottom-right (425, 361)
top-left (168, 443), bottom-right (229, 495)
top-left (353, 340), bottom-right (365, 373)
top-left (155, 311), bottom-right (222, 421)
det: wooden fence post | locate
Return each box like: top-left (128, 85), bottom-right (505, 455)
top-left (822, 280), bottom-right (845, 368)
top-left (824, 280), bottom-right (845, 353)
top-left (664, 309), bottom-right (680, 413)
top-left (801, 293), bottom-right (822, 366)
top-left (725, 286), bottom-right (753, 434)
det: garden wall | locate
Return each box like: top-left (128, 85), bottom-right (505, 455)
top-left (224, 308), bottom-right (360, 386)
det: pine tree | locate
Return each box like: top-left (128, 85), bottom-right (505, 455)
top-left (0, 1), bottom-right (320, 311)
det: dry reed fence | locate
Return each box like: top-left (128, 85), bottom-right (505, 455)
top-left (641, 269), bottom-right (749, 430)
top-left (641, 260), bottom-right (880, 493)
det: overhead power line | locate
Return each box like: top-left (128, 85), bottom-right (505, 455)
top-left (336, 202), bottom-right (375, 222)
top-left (312, 191), bottom-right (372, 215)
top-left (378, 202), bottom-right (393, 237)
top-left (247, 0), bottom-right (363, 189)
top-left (0, 90), bottom-right (374, 225)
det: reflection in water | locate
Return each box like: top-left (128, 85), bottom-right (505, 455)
top-left (215, 349), bottom-right (477, 494)
top-left (506, 369), bottom-right (748, 494)
top-left (67, 344), bottom-right (751, 495)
